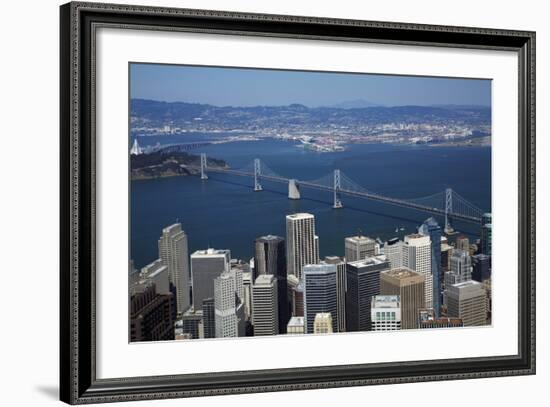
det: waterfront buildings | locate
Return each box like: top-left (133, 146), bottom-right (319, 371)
top-left (158, 223), bottom-right (190, 314)
top-left (380, 267), bottom-right (425, 329)
top-left (345, 235), bottom-right (376, 262)
top-left (445, 280), bottom-right (487, 326)
top-left (130, 282), bottom-right (175, 342)
top-left (285, 213), bottom-right (319, 279)
top-left (404, 234), bottom-right (433, 309)
top-left (254, 235), bottom-right (289, 332)
top-left (419, 217), bottom-right (443, 316)
top-left (313, 313), bottom-right (334, 334)
top-left (371, 295), bottom-right (401, 331)
top-left (346, 255), bottom-right (390, 332)
top-left (191, 248), bottom-right (231, 310)
top-left (323, 256), bottom-right (347, 332)
top-left (252, 274), bottom-right (279, 336)
top-left (303, 264), bottom-right (338, 334)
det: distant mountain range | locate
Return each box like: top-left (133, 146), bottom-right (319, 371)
top-left (131, 99), bottom-right (491, 129)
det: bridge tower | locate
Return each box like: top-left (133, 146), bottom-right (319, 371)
top-left (333, 169), bottom-right (343, 209)
top-left (444, 188), bottom-right (454, 234)
top-left (200, 153), bottom-right (208, 180)
top-left (254, 158), bottom-right (263, 191)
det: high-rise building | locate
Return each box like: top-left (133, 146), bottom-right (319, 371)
top-left (472, 254), bottom-right (491, 282)
top-left (345, 255), bottom-right (390, 332)
top-left (383, 238), bottom-right (405, 269)
top-left (345, 235), bottom-right (376, 262)
top-left (176, 309), bottom-right (203, 339)
top-left (158, 223), bottom-right (190, 314)
top-left (287, 316), bottom-right (305, 334)
top-left (419, 217), bottom-right (442, 316)
top-left (313, 313), bottom-right (333, 334)
top-left (404, 234), bottom-right (433, 309)
top-left (324, 256), bottom-right (347, 332)
top-left (445, 280), bottom-right (487, 326)
top-left (254, 235), bottom-right (289, 333)
top-left (441, 243), bottom-right (453, 274)
top-left (481, 212), bottom-right (492, 256)
top-left (202, 297), bottom-right (215, 339)
top-left (417, 308), bottom-right (463, 329)
top-left (214, 271), bottom-right (238, 338)
top-left (371, 295), bottom-right (401, 331)
top-left (191, 248), bottom-right (231, 310)
top-left (380, 267), bottom-right (425, 329)
top-left (455, 235), bottom-right (470, 252)
top-left (130, 282), bottom-right (175, 342)
top-left (242, 271), bottom-right (253, 321)
top-left (252, 274), bottom-right (279, 336)
top-left (445, 249), bottom-right (472, 287)
top-left (140, 259), bottom-right (171, 295)
top-left (229, 261), bottom-right (244, 302)
top-left (286, 213), bottom-right (319, 279)
top-left (303, 264), bottom-right (338, 334)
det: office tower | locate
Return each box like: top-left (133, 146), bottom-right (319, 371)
top-left (303, 264), bottom-right (338, 334)
top-left (313, 313), bottom-right (333, 334)
top-left (287, 316), bottom-right (305, 334)
top-left (242, 271), bottom-right (253, 321)
top-left (446, 280), bottom-right (487, 326)
top-left (380, 267), bottom-right (425, 329)
top-left (214, 271), bottom-right (238, 338)
top-left (254, 235), bottom-right (289, 332)
top-left (472, 254), bottom-right (491, 282)
top-left (346, 255), bottom-right (390, 332)
top-left (291, 278), bottom-right (304, 317)
top-left (191, 248), bottom-right (231, 310)
top-left (445, 249), bottom-right (472, 287)
top-left (419, 217), bottom-right (442, 317)
top-left (404, 234), bottom-right (433, 309)
top-left (383, 238), bottom-right (405, 269)
top-left (252, 274), bottom-right (279, 336)
top-left (345, 235), bottom-right (376, 262)
top-left (202, 297), bottom-right (215, 339)
top-left (286, 213), bottom-right (319, 279)
top-left (324, 256), bottom-right (347, 332)
top-left (140, 259), bottom-right (170, 295)
top-left (176, 309), bottom-right (203, 339)
top-left (417, 308), bottom-right (463, 329)
top-left (455, 235), bottom-right (470, 252)
top-left (371, 295), bottom-right (401, 331)
top-left (130, 282), bottom-right (175, 342)
top-left (441, 243), bottom-right (453, 273)
top-left (158, 223), bottom-right (190, 314)
top-left (481, 223), bottom-right (492, 256)
top-left (229, 262), bottom-right (244, 302)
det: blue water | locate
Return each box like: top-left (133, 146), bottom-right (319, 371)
top-left (130, 139), bottom-right (491, 269)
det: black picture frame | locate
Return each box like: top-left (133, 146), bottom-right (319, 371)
top-left (60, 2), bottom-right (536, 404)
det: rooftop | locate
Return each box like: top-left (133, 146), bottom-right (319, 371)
top-left (348, 255), bottom-right (389, 268)
top-left (345, 235), bottom-right (375, 243)
top-left (254, 274), bottom-right (276, 285)
top-left (287, 316), bottom-right (305, 327)
top-left (383, 267), bottom-right (423, 279)
top-left (286, 213), bottom-right (314, 220)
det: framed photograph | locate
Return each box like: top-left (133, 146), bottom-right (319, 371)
top-left (60, 1), bottom-right (535, 404)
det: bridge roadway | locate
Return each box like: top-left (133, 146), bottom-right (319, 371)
top-left (185, 165), bottom-right (482, 224)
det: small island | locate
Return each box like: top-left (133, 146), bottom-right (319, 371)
top-left (131, 151), bottom-right (228, 181)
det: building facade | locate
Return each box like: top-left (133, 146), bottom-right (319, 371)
top-left (303, 264), bottom-right (338, 334)
top-left (419, 217), bottom-right (442, 316)
top-left (371, 295), bottom-right (401, 331)
top-left (130, 282), bottom-right (175, 342)
top-left (344, 235), bottom-right (376, 262)
top-left (323, 256), bottom-right (347, 332)
top-left (404, 234), bottom-right (433, 309)
top-left (252, 274), bottom-right (279, 336)
top-left (313, 313), bottom-right (333, 334)
top-left (191, 248), bottom-right (231, 311)
top-left (445, 280), bottom-right (487, 326)
top-left (285, 213), bottom-right (319, 279)
top-left (214, 271), bottom-right (238, 338)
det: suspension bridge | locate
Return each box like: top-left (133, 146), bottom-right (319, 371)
top-left (188, 154), bottom-right (485, 231)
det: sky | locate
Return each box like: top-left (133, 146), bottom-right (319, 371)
top-left (130, 63), bottom-right (491, 108)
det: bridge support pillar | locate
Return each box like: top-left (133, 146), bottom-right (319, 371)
top-left (254, 158), bottom-right (263, 191)
top-left (288, 179), bottom-right (300, 199)
top-left (333, 169), bottom-right (343, 209)
top-left (444, 188), bottom-right (454, 234)
top-left (200, 153), bottom-right (208, 180)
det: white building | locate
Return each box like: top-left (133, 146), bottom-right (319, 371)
top-left (345, 235), bottom-right (376, 262)
top-left (214, 271), bottom-right (238, 338)
top-left (445, 249), bottom-right (473, 287)
top-left (158, 223), bottom-right (190, 314)
top-left (404, 234), bottom-right (433, 309)
top-left (140, 259), bottom-right (170, 295)
top-left (323, 256), bottom-right (347, 332)
top-left (252, 274), bottom-right (279, 336)
top-left (313, 313), bottom-right (333, 334)
top-left (285, 213), bottom-right (319, 279)
top-left (287, 316), bottom-right (305, 334)
top-left (383, 238), bottom-right (405, 269)
top-left (371, 295), bottom-right (401, 331)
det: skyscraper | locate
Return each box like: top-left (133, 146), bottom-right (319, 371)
top-left (202, 297), bottom-right (215, 339)
top-left (383, 238), bottom-right (405, 269)
top-left (455, 235), bottom-right (470, 252)
top-left (140, 259), bottom-right (171, 295)
top-left (252, 274), bottom-right (279, 336)
top-left (158, 223), bottom-right (190, 314)
top-left (445, 280), bottom-right (487, 326)
top-left (371, 295), bottom-right (401, 331)
top-left (286, 213), bottom-right (319, 279)
top-left (303, 264), bottom-right (338, 334)
top-left (445, 249), bottom-right (472, 286)
top-left (324, 256), bottom-right (347, 332)
top-left (214, 271), bottom-right (238, 338)
top-left (404, 234), bottom-right (432, 309)
top-left (313, 313), bottom-right (333, 334)
top-left (191, 248), bottom-right (231, 310)
top-left (254, 235), bottom-right (289, 332)
top-left (472, 254), bottom-right (491, 282)
top-left (345, 255), bottom-right (390, 332)
top-left (481, 213), bottom-right (492, 256)
top-left (130, 282), bottom-right (175, 342)
top-left (380, 267), bottom-right (425, 329)
top-left (419, 217), bottom-right (442, 316)
top-left (345, 235), bottom-right (376, 262)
